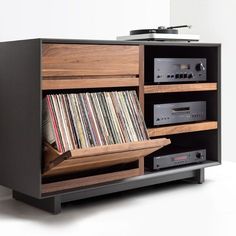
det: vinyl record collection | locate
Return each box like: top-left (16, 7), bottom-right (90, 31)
top-left (43, 90), bottom-right (149, 153)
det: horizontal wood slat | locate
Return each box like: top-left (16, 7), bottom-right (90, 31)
top-left (42, 168), bottom-right (140, 194)
top-left (148, 121), bottom-right (218, 137)
top-left (42, 77), bottom-right (139, 90)
top-left (42, 44), bottom-right (139, 77)
top-left (69, 138), bottom-right (170, 158)
top-left (144, 83), bottom-right (217, 94)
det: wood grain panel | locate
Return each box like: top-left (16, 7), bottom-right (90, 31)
top-left (43, 147), bottom-right (159, 177)
top-left (138, 157), bottom-right (144, 175)
top-left (43, 139), bottom-right (171, 173)
top-left (144, 83), bottom-right (217, 94)
top-left (69, 138), bottom-right (170, 158)
top-left (42, 77), bottom-right (139, 90)
top-left (148, 121), bottom-right (218, 137)
top-left (42, 44), bottom-right (139, 77)
top-left (42, 168), bottom-right (140, 194)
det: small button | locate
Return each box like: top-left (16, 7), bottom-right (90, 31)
top-left (188, 73), bottom-right (193, 79)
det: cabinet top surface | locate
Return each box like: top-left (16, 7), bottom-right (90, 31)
top-left (0, 38), bottom-right (221, 47)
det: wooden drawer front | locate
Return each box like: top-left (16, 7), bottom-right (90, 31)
top-left (42, 44), bottom-right (139, 77)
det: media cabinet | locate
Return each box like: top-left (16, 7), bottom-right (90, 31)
top-left (0, 39), bottom-right (221, 214)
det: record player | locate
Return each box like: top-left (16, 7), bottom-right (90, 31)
top-left (117, 25), bottom-right (200, 42)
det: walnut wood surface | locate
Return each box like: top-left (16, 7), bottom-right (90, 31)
top-left (42, 168), bottom-right (140, 194)
top-left (144, 83), bottom-right (217, 94)
top-left (43, 138), bottom-right (171, 177)
top-left (43, 143), bottom-right (61, 170)
top-left (42, 77), bottom-right (139, 90)
top-left (138, 157), bottom-right (144, 175)
top-left (148, 121), bottom-right (218, 137)
top-left (69, 138), bottom-right (170, 158)
top-left (42, 44), bottom-right (139, 77)
top-left (43, 147), bottom-right (159, 177)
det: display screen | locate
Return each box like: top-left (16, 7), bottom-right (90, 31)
top-left (172, 107), bottom-right (190, 112)
top-left (174, 156), bottom-right (187, 161)
top-left (175, 64), bottom-right (190, 70)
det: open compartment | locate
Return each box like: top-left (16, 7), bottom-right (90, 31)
top-left (145, 130), bottom-right (220, 172)
top-left (40, 80), bottom-right (161, 195)
top-left (144, 45), bottom-right (220, 85)
top-left (41, 138), bottom-right (171, 195)
top-left (42, 160), bottom-right (141, 195)
top-left (144, 91), bottom-right (218, 131)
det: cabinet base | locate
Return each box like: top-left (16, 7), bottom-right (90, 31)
top-left (195, 168), bottom-right (205, 184)
top-left (12, 168), bottom-right (205, 214)
top-left (13, 191), bottom-right (61, 214)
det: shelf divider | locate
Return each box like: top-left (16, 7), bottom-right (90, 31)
top-left (144, 83), bottom-right (217, 94)
top-left (42, 168), bottom-right (140, 194)
top-left (148, 121), bottom-right (218, 137)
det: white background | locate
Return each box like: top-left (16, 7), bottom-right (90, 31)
top-left (1, 0), bottom-right (235, 235)
top-left (0, 0), bottom-right (170, 41)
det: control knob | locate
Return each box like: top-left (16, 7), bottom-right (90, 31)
top-left (195, 62), bottom-right (205, 72)
top-left (196, 152), bottom-right (202, 159)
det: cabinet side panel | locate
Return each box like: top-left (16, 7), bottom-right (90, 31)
top-left (217, 45), bottom-right (221, 163)
top-left (0, 39), bottom-right (41, 198)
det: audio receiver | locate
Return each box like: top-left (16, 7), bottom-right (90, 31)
top-left (154, 101), bottom-right (206, 126)
top-left (154, 58), bottom-right (206, 83)
top-left (146, 149), bottom-right (206, 170)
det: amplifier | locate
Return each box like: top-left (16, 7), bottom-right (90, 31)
top-left (154, 101), bottom-right (206, 126)
top-left (146, 149), bottom-right (206, 170)
top-left (154, 58), bottom-right (207, 83)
